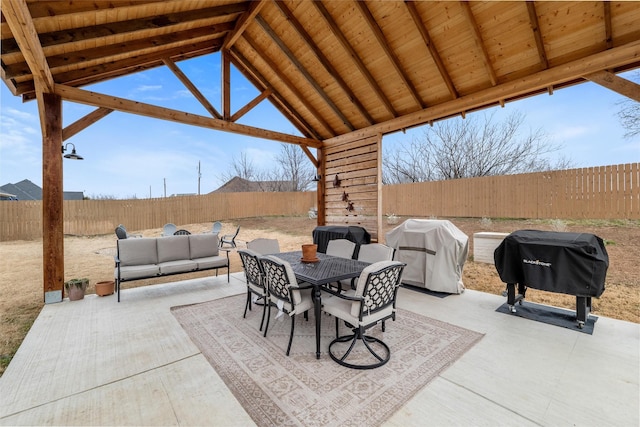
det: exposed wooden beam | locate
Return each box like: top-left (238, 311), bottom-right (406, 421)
top-left (223, 0), bottom-right (266, 49)
top-left (163, 57), bottom-right (222, 120)
top-left (17, 41), bottom-right (222, 98)
top-left (2, 0), bottom-right (54, 94)
top-left (54, 84), bottom-right (322, 148)
top-left (62, 107), bottom-right (113, 141)
top-left (584, 71), bottom-right (640, 102)
top-left (255, 14), bottom-right (355, 132)
top-left (526, 1), bottom-right (549, 69)
top-left (229, 49), bottom-right (322, 141)
top-left (243, 32), bottom-right (337, 138)
top-left (354, 1), bottom-right (424, 109)
top-left (231, 88), bottom-right (272, 122)
top-left (459, 1), bottom-right (498, 87)
top-left (4, 24), bottom-right (235, 79)
top-left (272, 1), bottom-right (374, 126)
top-left (325, 40), bottom-right (640, 144)
top-left (1, 3), bottom-right (247, 55)
top-left (404, 1), bottom-right (458, 99)
top-left (313, 1), bottom-right (398, 118)
top-left (221, 51), bottom-right (231, 121)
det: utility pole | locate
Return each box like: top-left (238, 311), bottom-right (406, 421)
top-left (197, 161), bottom-right (201, 195)
top-left (164, 178), bottom-right (166, 198)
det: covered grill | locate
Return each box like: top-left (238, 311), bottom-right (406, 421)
top-left (494, 230), bottom-right (609, 328)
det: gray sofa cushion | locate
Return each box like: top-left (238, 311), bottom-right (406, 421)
top-left (118, 238), bottom-right (158, 266)
top-left (189, 234), bottom-right (219, 259)
top-left (194, 256), bottom-right (228, 270)
top-left (157, 235), bottom-right (190, 263)
top-left (117, 264), bottom-right (160, 280)
top-left (159, 260), bottom-right (198, 275)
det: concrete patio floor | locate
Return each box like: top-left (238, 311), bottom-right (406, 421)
top-left (1, 273), bottom-right (638, 426)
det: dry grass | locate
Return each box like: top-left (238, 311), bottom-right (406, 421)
top-left (1, 216), bottom-right (638, 376)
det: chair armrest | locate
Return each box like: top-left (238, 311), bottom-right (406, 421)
top-left (321, 286), bottom-right (363, 302)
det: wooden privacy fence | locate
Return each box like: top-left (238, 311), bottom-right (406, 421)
top-left (1, 163), bottom-right (637, 241)
top-left (383, 163), bottom-right (639, 220)
top-left (1, 191), bottom-right (316, 241)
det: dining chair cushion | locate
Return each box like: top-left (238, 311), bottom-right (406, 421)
top-left (358, 243), bottom-right (394, 263)
top-left (326, 239), bottom-right (356, 259)
top-left (247, 238), bottom-right (280, 255)
top-left (322, 295), bottom-right (393, 327)
top-left (351, 260), bottom-right (402, 318)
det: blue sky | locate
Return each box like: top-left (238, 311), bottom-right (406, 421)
top-left (1, 52), bottom-right (638, 199)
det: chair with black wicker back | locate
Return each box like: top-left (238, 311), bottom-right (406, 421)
top-left (238, 249), bottom-right (269, 331)
top-left (260, 255), bottom-right (313, 356)
top-left (321, 260), bottom-right (405, 369)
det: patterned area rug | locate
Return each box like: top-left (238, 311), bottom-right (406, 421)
top-left (171, 294), bottom-right (483, 427)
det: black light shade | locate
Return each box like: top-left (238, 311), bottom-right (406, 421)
top-left (62, 143), bottom-right (83, 160)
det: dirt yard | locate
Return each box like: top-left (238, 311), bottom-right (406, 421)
top-left (1, 216), bottom-right (638, 376)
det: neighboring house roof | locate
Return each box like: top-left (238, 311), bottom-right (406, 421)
top-left (212, 176), bottom-right (295, 193)
top-left (0, 179), bottom-right (84, 200)
top-left (0, 179), bottom-right (42, 200)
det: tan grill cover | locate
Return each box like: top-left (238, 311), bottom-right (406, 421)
top-left (385, 219), bottom-right (468, 294)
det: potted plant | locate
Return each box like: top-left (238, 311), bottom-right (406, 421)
top-left (95, 280), bottom-right (115, 296)
top-left (64, 278), bottom-right (89, 301)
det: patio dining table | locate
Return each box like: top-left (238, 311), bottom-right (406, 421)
top-left (273, 251), bottom-right (370, 359)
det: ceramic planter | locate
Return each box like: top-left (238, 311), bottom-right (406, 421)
top-left (64, 278), bottom-right (88, 301)
top-left (95, 280), bottom-right (115, 296)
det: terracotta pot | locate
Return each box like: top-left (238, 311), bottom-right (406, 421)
top-left (67, 285), bottom-right (85, 301)
top-left (95, 280), bottom-right (115, 296)
top-left (302, 244), bottom-right (318, 261)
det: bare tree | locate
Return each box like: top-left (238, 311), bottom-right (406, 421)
top-left (219, 152), bottom-right (261, 183)
top-left (616, 72), bottom-right (640, 139)
top-left (384, 111), bottom-right (572, 183)
top-left (273, 143), bottom-right (314, 191)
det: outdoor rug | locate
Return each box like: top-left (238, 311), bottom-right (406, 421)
top-left (496, 301), bottom-right (597, 335)
top-left (172, 294), bottom-right (483, 427)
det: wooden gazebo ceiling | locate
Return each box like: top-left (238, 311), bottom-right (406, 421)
top-left (2, 0), bottom-right (640, 145)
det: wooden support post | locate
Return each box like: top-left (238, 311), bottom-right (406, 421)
top-left (222, 51), bottom-right (231, 121)
top-left (42, 93), bottom-right (64, 303)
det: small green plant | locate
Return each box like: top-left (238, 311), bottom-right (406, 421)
top-left (550, 219), bottom-right (568, 232)
top-left (64, 278), bottom-right (89, 290)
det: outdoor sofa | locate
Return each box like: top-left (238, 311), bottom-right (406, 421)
top-left (115, 233), bottom-right (229, 302)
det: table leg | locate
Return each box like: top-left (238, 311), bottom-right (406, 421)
top-left (314, 285), bottom-right (322, 359)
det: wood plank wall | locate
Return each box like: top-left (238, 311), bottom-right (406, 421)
top-left (1, 163), bottom-right (637, 241)
top-left (322, 133), bottom-right (382, 241)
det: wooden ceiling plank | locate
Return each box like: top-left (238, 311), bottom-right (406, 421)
top-left (312, 1), bottom-right (398, 118)
top-left (231, 87), bottom-right (272, 122)
top-left (34, 41), bottom-right (222, 93)
top-left (354, 1), bottom-right (424, 109)
top-left (273, 0), bottom-right (374, 126)
top-left (223, 0), bottom-right (266, 49)
top-left (404, 1), bottom-right (458, 99)
top-left (229, 48), bottom-right (322, 141)
top-left (62, 107), bottom-right (113, 141)
top-left (526, 1), bottom-right (549, 69)
top-left (53, 83), bottom-right (322, 148)
top-left (22, 1), bottom-right (166, 20)
top-left (255, 13), bottom-right (355, 132)
top-left (603, 2), bottom-right (613, 49)
top-left (325, 39), bottom-right (640, 144)
top-left (584, 70), bottom-right (640, 102)
top-left (4, 25), bottom-right (234, 79)
top-left (459, 1), bottom-right (498, 87)
top-left (162, 57), bottom-right (222, 120)
top-left (1, 3), bottom-right (248, 55)
top-left (243, 32), bottom-right (337, 138)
